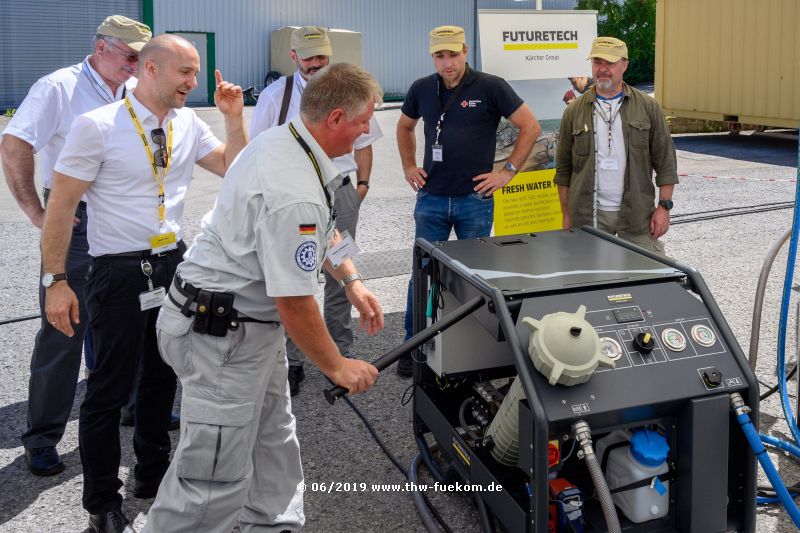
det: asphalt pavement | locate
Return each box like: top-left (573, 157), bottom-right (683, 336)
top-left (0, 107), bottom-right (799, 532)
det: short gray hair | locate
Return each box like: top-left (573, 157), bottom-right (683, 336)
top-left (92, 34), bottom-right (118, 50)
top-left (300, 63), bottom-right (383, 123)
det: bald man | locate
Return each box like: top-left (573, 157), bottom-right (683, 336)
top-left (42, 34), bottom-right (246, 532)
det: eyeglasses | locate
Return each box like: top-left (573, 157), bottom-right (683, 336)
top-left (151, 128), bottom-right (168, 168)
top-left (107, 41), bottom-right (139, 63)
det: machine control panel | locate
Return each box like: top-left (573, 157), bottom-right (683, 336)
top-left (514, 280), bottom-right (748, 424)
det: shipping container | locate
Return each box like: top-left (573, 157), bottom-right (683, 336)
top-left (654, 0), bottom-right (800, 132)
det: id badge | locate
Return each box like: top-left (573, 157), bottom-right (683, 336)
top-left (599, 156), bottom-right (620, 171)
top-left (432, 144), bottom-right (443, 162)
top-left (150, 231), bottom-right (177, 254)
top-left (325, 230), bottom-right (360, 268)
top-left (139, 286), bottom-right (166, 311)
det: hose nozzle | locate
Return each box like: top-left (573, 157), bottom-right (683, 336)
top-left (730, 392), bottom-right (751, 416)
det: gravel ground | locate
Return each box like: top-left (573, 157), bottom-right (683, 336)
top-left (0, 108), bottom-right (798, 532)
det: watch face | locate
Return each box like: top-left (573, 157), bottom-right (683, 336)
top-left (660, 199), bottom-right (674, 210)
top-left (42, 273), bottom-right (54, 287)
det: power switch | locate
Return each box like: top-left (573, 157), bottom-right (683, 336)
top-left (702, 368), bottom-right (723, 388)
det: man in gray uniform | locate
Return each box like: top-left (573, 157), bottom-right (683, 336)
top-left (143, 62), bottom-right (382, 533)
top-left (0, 15), bottom-right (150, 476)
top-left (250, 25), bottom-right (383, 396)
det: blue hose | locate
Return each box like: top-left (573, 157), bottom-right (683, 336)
top-left (736, 413), bottom-right (800, 526)
top-left (775, 138), bottom-right (800, 446)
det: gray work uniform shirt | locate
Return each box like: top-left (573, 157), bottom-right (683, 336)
top-left (178, 116), bottom-right (341, 321)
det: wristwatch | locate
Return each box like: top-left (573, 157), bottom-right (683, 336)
top-left (338, 272), bottom-right (364, 288)
top-left (658, 199), bottom-right (674, 211)
top-left (503, 161), bottom-right (518, 174)
top-left (41, 272), bottom-right (67, 288)
top-left (357, 180), bottom-right (370, 189)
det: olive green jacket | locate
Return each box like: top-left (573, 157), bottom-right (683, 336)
top-left (554, 83), bottom-right (678, 234)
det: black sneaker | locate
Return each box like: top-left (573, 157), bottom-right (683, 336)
top-left (288, 366), bottom-right (306, 397)
top-left (396, 355), bottom-right (413, 378)
top-left (88, 507), bottom-right (136, 533)
top-left (24, 446), bottom-right (65, 476)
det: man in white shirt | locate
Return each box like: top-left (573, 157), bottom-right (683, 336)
top-left (144, 61), bottom-right (381, 533)
top-left (250, 25), bottom-right (383, 396)
top-left (41, 34), bottom-right (247, 533)
top-left (0, 15), bottom-right (150, 477)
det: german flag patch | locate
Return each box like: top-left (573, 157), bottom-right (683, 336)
top-left (299, 224), bottom-right (317, 236)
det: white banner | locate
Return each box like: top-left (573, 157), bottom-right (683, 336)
top-left (478, 10), bottom-right (597, 81)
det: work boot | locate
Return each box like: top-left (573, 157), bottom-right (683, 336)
top-left (396, 355), bottom-right (413, 378)
top-left (24, 446), bottom-right (65, 476)
top-left (288, 365), bottom-right (305, 397)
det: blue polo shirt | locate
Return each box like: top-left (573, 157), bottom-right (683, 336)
top-left (401, 65), bottom-right (524, 196)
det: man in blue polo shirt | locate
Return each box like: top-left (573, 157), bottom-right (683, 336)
top-left (395, 25), bottom-right (540, 377)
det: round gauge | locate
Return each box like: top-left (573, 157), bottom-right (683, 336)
top-left (691, 324), bottom-right (716, 347)
top-left (661, 328), bottom-right (687, 352)
top-left (599, 337), bottom-right (623, 361)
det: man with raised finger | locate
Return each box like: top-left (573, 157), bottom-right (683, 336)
top-left (41, 34), bottom-right (247, 533)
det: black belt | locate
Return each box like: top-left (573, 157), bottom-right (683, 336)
top-left (169, 272), bottom-right (276, 325)
top-left (99, 241), bottom-right (185, 259)
top-left (42, 187), bottom-right (87, 210)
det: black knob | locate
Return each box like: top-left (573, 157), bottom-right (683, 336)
top-left (570, 326), bottom-right (582, 337)
top-left (633, 332), bottom-right (655, 353)
top-left (702, 368), bottom-right (723, 388)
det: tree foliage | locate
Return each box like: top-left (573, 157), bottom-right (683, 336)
top-left (576, 0), bottom-right (656, 85)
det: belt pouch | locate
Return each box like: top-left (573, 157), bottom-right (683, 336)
top-left (192, 289), bottom-right (213, 334)
top-left (208, 292), bottom-right (235, 337)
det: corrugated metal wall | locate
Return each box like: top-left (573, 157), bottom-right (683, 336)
top-left (1, 0), bottom-right (142, 109)
top-left (153, 0), bottom-right (577, 96)
top-left (655, 0), bottom-right (800, 127)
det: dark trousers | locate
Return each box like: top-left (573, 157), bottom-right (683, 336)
top-left (22, 202), bottom-right (90, 449)
top-left (80, 245), bottom-right (183, 513)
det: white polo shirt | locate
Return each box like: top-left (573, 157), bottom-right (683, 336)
top-left (2, 58), bottom-right (135, 190)
top-left (249, 70), bottom-right (383, 175)
top-left (179, 116), bottom-right (341, 321)
top-left (54, 91), bottom-right (221, 256)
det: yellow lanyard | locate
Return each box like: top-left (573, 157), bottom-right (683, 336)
top-left (125, 96), bottom-right (173, 225)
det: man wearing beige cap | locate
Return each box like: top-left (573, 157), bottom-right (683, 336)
top-left (396, 25), bottom-right (540, 376)
top-left (250, 25), bottom-right (383, 396)
top-left (0, 14), bottom-right (150, 479)
top-left (555, 36), bottom-right (678, 255)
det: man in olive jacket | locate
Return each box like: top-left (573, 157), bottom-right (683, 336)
top-left (555, 37), bottom-right (678, 255)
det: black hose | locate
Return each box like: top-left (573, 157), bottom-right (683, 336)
top-left (472, 488), bottom-right (497, 533)
top-left (0, 314), bottom-right (40, 326)
top-left (760, 363), bottom-right (799, 401)
top-left (409, 454), bottom-right (443, 533)
top-left (341, 395), bottom-right (453, 533)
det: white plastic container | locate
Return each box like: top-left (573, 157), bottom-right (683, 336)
top-left (595, 428), bottom-right (670, 523)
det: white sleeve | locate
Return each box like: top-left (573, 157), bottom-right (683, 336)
top-left (53, 114), bottom-right (105, 182)
top-left (2, 79), bottom-right (61, 153)
top-left (193, 114), bottom-right (223, 161)
top-left (249, 87), bottom-right (280, 139)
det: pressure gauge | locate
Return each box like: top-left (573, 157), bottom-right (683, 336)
top-left (599, 337), bottom-right (623, 361)
top-left (661, 328), bottom-right (687, 352)
top-left (691, 324), bottom-right (716, 347)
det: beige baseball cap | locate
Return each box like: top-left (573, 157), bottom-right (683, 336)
top-left (429, 25), bottom-right (465, 54)
top-left (96, 15), bottom-right (151, 51)
top-left (588, 37), bottom-right (628, 63)
top-left (291, 26), bottom-right (333, 59)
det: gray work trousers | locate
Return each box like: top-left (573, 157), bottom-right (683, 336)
top-left (144, 300), bottom-right (304, 533)
top-left (22, 202), bottom-right (90, 449)
top-left (287, 179), bottom-right (361, 366)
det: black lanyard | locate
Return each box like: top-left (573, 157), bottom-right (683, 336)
top-left (434, 64), bottom-right (470, 145)
top-left (288, 122), bottom-right (332, 210)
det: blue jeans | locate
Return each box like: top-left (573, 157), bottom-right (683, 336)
top-left (404, 190), bottom-right (494, 339)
